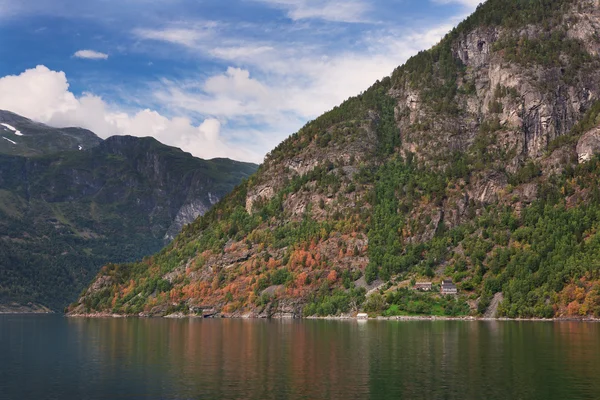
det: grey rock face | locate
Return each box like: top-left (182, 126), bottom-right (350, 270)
top-left (577, 126), bottom-right (600, 163)
top-left (392, 1), bottom-right (600, 171)
top-left (454, 27), bottom-right (498, 68)
top-left (164, 200), bottom-right (210, 241)
top-left (467, 171), bottom-right (508, 204)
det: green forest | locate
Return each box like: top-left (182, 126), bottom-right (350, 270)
top-left (0, 137), bottom-right (257, 310)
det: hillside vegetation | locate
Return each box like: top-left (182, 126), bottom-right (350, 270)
top-left (71, 0), bottom-right (600, 319)
top-left (0, 115), bottom-right (257, 310)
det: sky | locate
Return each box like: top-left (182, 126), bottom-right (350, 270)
top-left (0, 0), bottom-right (479, 163)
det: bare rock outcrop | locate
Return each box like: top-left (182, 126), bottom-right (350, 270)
top-left (577, 126), bottom-right (600, 163)
top-left (164, 200), bottom-right (210, 241)
top-left (483, 292), bottom-right (504, 319)
top-left (468, 171), bottom-right (508, 204)
top-left (454, 27), bottom-right (498, 68)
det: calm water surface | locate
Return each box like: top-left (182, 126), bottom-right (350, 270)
top-left (1, 315), bottom-right (600, 399)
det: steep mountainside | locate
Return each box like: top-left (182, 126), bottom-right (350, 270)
top-left (0, 116), bottom-right (257, 311)
top-left (72, 0), bottom-right (600, 319)
top-left (0, 110), bottom-right (102, 156)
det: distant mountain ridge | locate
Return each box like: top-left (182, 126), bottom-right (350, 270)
top-left (0, 111), bottom-right (258, 311)
top-left (0, 110), bottom-right (102, 156)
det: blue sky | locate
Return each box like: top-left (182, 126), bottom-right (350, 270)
top-left (0, 0), bottom-right (478, 162)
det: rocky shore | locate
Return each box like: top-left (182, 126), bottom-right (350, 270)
top-left (66, 311), bottom-right (600, 322)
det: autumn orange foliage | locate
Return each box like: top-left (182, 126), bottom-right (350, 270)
top-left (557, 280), bottom-right (600, 317)
top-left (327, 270), bottom-right (338, 283)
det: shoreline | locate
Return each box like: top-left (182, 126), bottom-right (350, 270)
top-left (0, 311), bottom-right (55, 315)
top-left (0, 304), bottom-right (54, 314)
top-left (63, 312), bottom-right (600, 322)
top-left (306, 315), bottom-right (600, 322)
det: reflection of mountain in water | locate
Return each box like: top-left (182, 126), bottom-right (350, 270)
top-left (10, 318), bottom-right (589, 399)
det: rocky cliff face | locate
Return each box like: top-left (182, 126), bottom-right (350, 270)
top-left (72, 0), bottom-right (600, 319)
top-left (165, 201), bottom-right (211, 241)
top-left (0, 116), bottom-right (257, 311)
top-left (397, 19), bottom-right (600, 170)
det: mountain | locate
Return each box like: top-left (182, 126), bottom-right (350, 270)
top-left (0, 113), bottom-right (258, 311)
top-left (0, 110), bottom-right (102, 156)
top-left (71, 0), bottom-right (600, 319)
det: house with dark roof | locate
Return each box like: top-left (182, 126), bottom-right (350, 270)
top-left (441, 279), bottom-right (458, 295)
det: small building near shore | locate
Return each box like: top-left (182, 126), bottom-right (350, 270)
top-left (357, 313), bottom-right (368, 320)
top-left (414, 282), bottom-right (433, 291)
top-left (441, 279), bottom-right (458, 295)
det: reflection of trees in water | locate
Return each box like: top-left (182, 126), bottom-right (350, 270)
top-left (366, 321), bottom-right (463, 398)
top-left (365, 321), bottom-right (600, 400)
top-left (66, 317), bottom-right (174, 396)
top-left (68, 318), bottom-right (600, 399)
top-left (75, 318), bottom-right (375, 399)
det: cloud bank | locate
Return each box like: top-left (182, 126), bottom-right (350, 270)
top-left (0, 66), bottom-right (257, 162)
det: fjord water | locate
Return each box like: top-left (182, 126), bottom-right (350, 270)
top-left (1, 316), bottom-right (600, 400)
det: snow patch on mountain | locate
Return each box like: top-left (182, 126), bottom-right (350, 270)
top-left (1, 123), bottom-right (23, 136)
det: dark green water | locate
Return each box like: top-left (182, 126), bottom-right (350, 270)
top-left (1, 315), bottom-right (600, 399)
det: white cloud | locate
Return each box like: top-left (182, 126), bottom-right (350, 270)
top-left (0, 66), bottom-right (79, 121)
top-left (73, 50), bottom-right (109, 60)
top-left (433, 0), bottom-right (481, 8)
top-left (133, 21), bottom-right (219, 48)
top-left (0, 66), bottom-right (260, 162)
top-left (204, 67), bottom-right (270, 103)
top-left (198, 118), bottom-right (221, 142)
top-left (210, 45), bottom-right (274, 61)
top-left (151, 67), bottom-right (278, 124)
top-left (134, 28), bottom-right (205, 48)
top-left (150, 22), bottom-right (452, 122)
top-left (133, 22), bottom-right (453, 163)
top-left (253, 0), bottom-right (370, 22)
